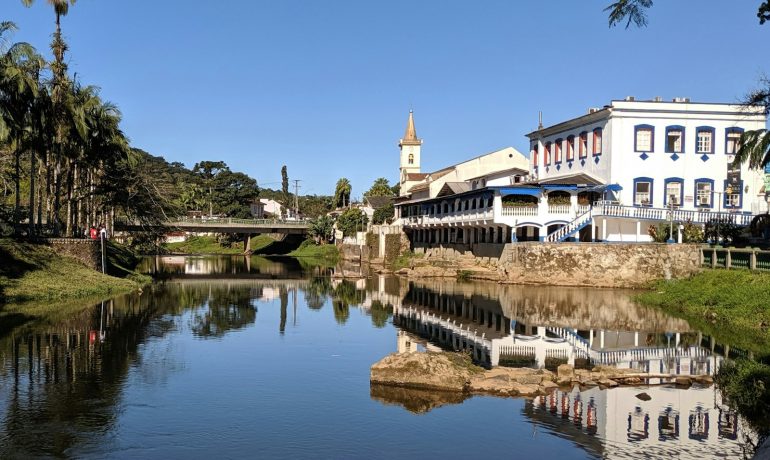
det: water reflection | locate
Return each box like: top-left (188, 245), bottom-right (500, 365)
top-left (394, 280), bottom-right (732, 380)
top-left (0, 256), bottom-right (757, 459)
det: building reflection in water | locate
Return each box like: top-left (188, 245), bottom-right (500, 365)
top-left (393, 279), bottom-right (735, 382)
top-left (383, 278), bottom-right (752, 458)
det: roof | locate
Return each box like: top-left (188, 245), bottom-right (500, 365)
top-left (408, 182), bottom-right (430, 192)
top-left (437, 182), bottom-right (470, 197)
top-left (537, 172), bottom-right (603, 185)
top-left (399, 110), bottom-right (422, 146)
top-left (405, 172), bottom-right (428, 181)
top-left (365, 195), bottom-right (393, 209)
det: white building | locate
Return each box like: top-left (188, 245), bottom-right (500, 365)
top-left (395, 99), bottom-right (769, 244)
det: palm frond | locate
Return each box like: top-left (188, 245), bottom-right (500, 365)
top-left (605, 0), bottom-right (654, 29)
top-left (734, 129), bottom-right (770, 170)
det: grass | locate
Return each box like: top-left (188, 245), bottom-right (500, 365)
top-left (635, 269), bottom-right (770, 355)
top-left (165, 235), bottom-right (244, 254)
top-left (288, 240), bottom-right (339, 261)
top-left (0, 238), bottom-right (140, 304)
top-left (391, 250), bottom-right (423, 270)
top-left (165, 235), bottom-right (279, 255)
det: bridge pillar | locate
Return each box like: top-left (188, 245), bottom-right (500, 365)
top-left (243, 234), bottom-right (251, 253)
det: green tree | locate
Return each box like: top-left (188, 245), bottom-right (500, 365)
top-left (605, 0), bottom-right (770, 170)
top-left (192, 160), bottom-right (228, 216)
top-left (336, 207), bottom-right (367, 237)
top-left (372, 202), bottom-right (394, 225)
top-left (364, 177), bottom-right (394, 198)
top-left (281, 164), bottom-right (289, 217)
top-left (334, 177), bottom-right (351, 208)
top-left (308, 215), bottom-right (334, 243)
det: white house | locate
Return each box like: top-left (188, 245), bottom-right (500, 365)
top-left (395, 99), bottom-right (769, 245)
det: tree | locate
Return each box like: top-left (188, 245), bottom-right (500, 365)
top-left (280, 164), bottom-right (289, 217)
top-left (372, 202), bottom-right (394, 225)
top-left (192, 160), bottom-right (228, 216)
top-left (605, 1), bottom-right (770, 170)
top-left (336, 207), bottom-right (367, 237)
top-left (307, 215), bottom-right (334, 243)
top-left (363, 177), bottom-right (394, 198)
top-left (333, 177), bottom-right (351, 209)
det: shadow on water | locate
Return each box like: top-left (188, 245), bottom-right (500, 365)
top-left (370, 384), bottom-right (468, 414)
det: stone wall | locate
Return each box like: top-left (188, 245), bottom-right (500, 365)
top-left (35, 238), bottom-right (103, 271)
top-left (339, 243), bottom-right (362, 262)
top-left (501, 243), bottom-right (700, 288)
top-left (408, 241), bottom-right (700, 288)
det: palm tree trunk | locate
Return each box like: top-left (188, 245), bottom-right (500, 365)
top-left (13, 149), bottom-right (21, 228)
top-left (66, 158), bottom-right (73, 237)
top-left (36, 161), bottom-right (43, 231)
top-left (28, 150), bottom-right (36, 236)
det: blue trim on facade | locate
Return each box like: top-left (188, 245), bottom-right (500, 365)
top-left (515, 222), bottom-right (543, 228)
top-left (695, 126), bottom-right (716, 154)
top-left (725, 127), bottom-right (744, 155)
top-left (633, 177), bottom-right (654, 206)
top-left (664, 125), bottom-right (685, 154)
top-left (694, 178), bottom-right (715, 209)
top-left (634, 124), bottom-right (655, 153)
top-left (499, 187), bottom-right (541, 197)
top-left (723, 179), bottom-right (744, 209)
top-left (663, 177), bottom-right (684, 206)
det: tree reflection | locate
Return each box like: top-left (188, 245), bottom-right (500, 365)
top-left (191, 286), bottom-right (257, 338)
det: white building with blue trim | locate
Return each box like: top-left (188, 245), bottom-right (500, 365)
top-left (394, 98), bottom-right (768, 245)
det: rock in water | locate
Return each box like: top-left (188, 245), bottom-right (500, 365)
top-left (636, 392), bottom-right (652, 401)
top-left (370, 352), bottom-right (481, 392)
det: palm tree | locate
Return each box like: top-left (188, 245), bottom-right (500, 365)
top-left (0, 21), bottom-right (42, 228)
top-left (334, 177), bottom-right (351, 209)
top-left (22, 0), bottom-right (77, 235)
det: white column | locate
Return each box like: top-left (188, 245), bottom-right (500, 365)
top-left (602, 218), bottom-right (607, 241)
top-left (635, 221), bottom-right (641, 242)
top-left (600, 330), bottom-right (605, 349)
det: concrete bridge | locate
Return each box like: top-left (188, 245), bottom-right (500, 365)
top-left (114, 217), bottom-right (308, 235)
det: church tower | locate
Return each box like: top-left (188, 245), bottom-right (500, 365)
top-left (399, 110), bottom-right (422, 194)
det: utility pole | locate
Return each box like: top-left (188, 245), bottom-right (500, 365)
top-left (293, 179), bottom-right (301, 218)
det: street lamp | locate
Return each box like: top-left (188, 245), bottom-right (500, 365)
top-left (667, 194), bottom-right (676, 243)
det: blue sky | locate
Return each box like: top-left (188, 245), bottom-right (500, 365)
top-left (3, 1), bottom-right (768, 197)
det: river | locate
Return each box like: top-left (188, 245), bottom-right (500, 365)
top-left (0, 255), bottom-right (756, 458)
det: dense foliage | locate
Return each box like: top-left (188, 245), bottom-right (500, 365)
top-left (336, 207), bottom-right (368, 237)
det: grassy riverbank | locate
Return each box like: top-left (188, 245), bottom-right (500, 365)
top-left (164, 235), bottom-right (278, 255)
top-left (0, 238), bottom-right (143, 304)
top-left (288, 240), bottom-right (339, 261)
top-left (635, 269), bottom-right (770, 355)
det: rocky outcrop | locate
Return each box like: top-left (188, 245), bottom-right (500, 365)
top-left (371, 354), bottom-right (716, 400)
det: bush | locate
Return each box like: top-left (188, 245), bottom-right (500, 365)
top-left (648, 220), bottom-right (704, 243)
top-left (704, 218), bottom-right (745, 246)
top-left (336, 208), bottom-right (368, 237)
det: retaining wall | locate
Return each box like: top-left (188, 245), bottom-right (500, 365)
top-left (34, 238), bottom-right (103, 271)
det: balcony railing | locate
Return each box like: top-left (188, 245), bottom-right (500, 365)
top-left (594, 202), bottom-right (755, 226)
top-left (501, 206), bottom-right (538, 216)
top-left (548, 204), bottom-right (572, 214)
top-left (404, 208), bottom-right (493, 226)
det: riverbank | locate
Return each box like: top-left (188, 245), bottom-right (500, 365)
top-left (287, 240), bottom-right (339, 261)
top-left (634, 269), bottom-right (770, 356)
top-left (165, 235), bottom-right (277, 254)
top-left (0, 238), bottom-right (144, 304)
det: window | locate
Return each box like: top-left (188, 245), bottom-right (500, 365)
top-left (634, 177), bottom-right (653, 206)
top-left (554, 139), bottom-right (562, 163)
top-left (725, 128), bottom-right (744, 155)
top-left (696, 127), bottom-right (715, 154)
top-left (695, 179), bottom-right (714, 208)
top-left (579, 132), bottom-right (588, 158)
top-left (532, 144), bottom-right (539, 168)
top-left (408, 153), bottom-right (414, 164)
top-left (634, 125), bottom-right (654, 152)
top-left (545, 142), bottom-right (551, 165)
top-left (592, 128), bottom-right (602, 155)
top-left (724, 180), bottom-right (743, 208)
top-left (566, 135), bottom-right (575, 161)
top-left (665, 126), bottom-right (685, 153)
top-left (664, 178), bottom-right (683, 207)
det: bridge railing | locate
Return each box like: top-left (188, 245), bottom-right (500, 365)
top-left (115, 217), bottom-right (309, 228)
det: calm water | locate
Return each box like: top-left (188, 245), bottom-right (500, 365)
top-left (0, 256), bottom-right (754, 459)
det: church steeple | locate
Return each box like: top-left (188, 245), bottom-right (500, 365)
top-left (399, 110), bottom-right (422, 147)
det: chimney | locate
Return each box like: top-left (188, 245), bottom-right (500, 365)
top-left (538, 111), bottom-right (543, 130)
top-left (624, 96), bottom-right (635, 101)
top-left (653, 96), bottom-right (663, 102)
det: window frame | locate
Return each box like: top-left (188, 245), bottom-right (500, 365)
top-left (633, 177), bottom-right (654, 206)
top-left (579, 131), bottom-right (588, 158)
top-left (592, 128), bottom-right (603, 155)
top-left (554, 138), bottom-right (563, 164)
top-left (663, 177), bottom-right (684, 207)
top-left (664, 125), bottom-right (685, 154)
top-left (695, 126), bottom-right (715, 154)
top-left (544, 142), bottom-right (551, 166)
top-left (725, 127), bottom-right (744, 155)
top-left (723, 180), bottom-right (744, 209)
top-left (694, 178), bottom-right (715, 209)
top-left (532, 143), bottom-right (539, 168)
top-left (634, 124), bottom-right (655, 153)
top-left (566, 135), bottom-right (575, 161)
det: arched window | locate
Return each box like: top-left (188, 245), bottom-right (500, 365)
top-left (566, 135), bottom-right (575, 161)
top-left (554, 139), bottom-right (563, 163)
top-left (592, 128), bottom-right (603, 155)
top-left (408, 153), bottom-right (414, 164)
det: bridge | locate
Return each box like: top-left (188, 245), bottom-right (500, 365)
top-left (114, 217), bottom-right (308, 235)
